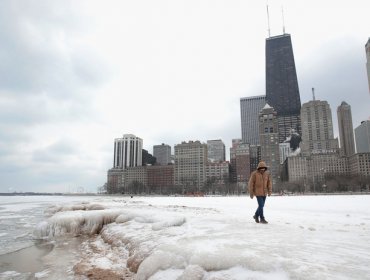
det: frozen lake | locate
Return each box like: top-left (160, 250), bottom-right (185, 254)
top-left (0, 194), bottom-right (369, 279)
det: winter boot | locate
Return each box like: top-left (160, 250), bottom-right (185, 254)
top-left (260, 217), bottom-right (268, 224)
top-left (253, 215), bottom-right (260, 223)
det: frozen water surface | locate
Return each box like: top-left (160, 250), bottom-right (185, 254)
top-left (0, 195), bottom-right (370, 279)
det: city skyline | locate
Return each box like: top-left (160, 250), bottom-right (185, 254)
top-left (1, 0), bottom-right (369, 193)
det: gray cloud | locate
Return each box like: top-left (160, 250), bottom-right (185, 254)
top-left (32, 140), bottom-right (79, 163)
top-left (0, 1), bottom-right (107, 97)
top-left (0, 1), bottom-right (110, 192)
top-left (0, 137), bottom-right (107, 193)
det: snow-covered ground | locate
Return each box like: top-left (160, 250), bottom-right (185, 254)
top-left (1, 195), bottom-right (370, 279)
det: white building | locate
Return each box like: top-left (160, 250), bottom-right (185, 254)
top-left (113, 134), bottom-right (143, 169)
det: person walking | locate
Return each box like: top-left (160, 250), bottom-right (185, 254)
top-left (248, 161), bottom-right (272, 224)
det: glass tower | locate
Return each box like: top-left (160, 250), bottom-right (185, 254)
top-left (265, 34), bottom-right (301, 143)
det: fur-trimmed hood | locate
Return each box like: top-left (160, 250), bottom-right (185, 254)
top-left (257, 161), bottom-right (268, 170)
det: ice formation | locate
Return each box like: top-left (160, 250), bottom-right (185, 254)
top-left (27, 196), bottom-right (370, 279)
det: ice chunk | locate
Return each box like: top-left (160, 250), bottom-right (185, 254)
top-left (152, 217), bottom-right (186, 231)
top-left (34, 269), bottom-right (51, 278)
top-left (115, 212), bottom-right (136, 223)
top-left (177, 265), bottom-right (205, 280)
top-left (34, 209), bottom-right (123, 238)
top-left (136, 250), bottom-right (186, 280)
top-left (45, 203), bottom-right (105, 216)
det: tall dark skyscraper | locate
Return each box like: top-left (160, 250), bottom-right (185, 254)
top-left (265, 33), bottom-right (301, 143)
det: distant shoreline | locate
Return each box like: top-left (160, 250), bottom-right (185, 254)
top-left (0, 192), bottom-right (97, 196)
top-left (0, 192), bottom-right (369, 197)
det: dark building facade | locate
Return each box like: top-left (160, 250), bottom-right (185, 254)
top-left (265, 34), bottom-right (301, 143)
top-left (142, 149), bottom-right (156, 165)
top-left (249, 144), bottom-right (261, 173)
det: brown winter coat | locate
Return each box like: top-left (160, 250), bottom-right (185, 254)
top-left (248, 161), bottom-right (272, 198)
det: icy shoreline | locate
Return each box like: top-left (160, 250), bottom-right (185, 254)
top-left (1, 191), bottom-right (369, 197)
top-left (1, 195), bottom-right (370, 279)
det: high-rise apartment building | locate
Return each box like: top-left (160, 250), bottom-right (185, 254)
top-left (240, 95), bottom-right (265, 145)
top-left (124, 166), bottom-right (147, 191)
top-left (153, 143), bottom-right (171, 165)
top-left (106, 168), bottom-right (125, 194)
top-left (229, 139), bottom-right (242, 183)
top-left (285, 153), bottom-right (348, 191)
top-left (337, 102), bottom-right (356, 156)
top-left (349, 153), bottom-right (370, 176)
top-left (301, 99), bottom-right (339, 155)
top-left (259, 104), bottom-right (280, 185)
top-left (366, 38), bottom-right (370, 93)
top-left (355, 120), bottom-right (370, 153)
top-left (205, 161), bottom-right (229, 186)
top-left (108, 134), bottom-right (143, 193)
top-left (113, 134), bottom-right (143, 169)
top-left (174, 141), bottom-right (207, 191)
top-left (265, 34), bottom-right (301, 143)
top-left (147, 165), bottom-right (175, 193)
top-left (229, 140), bottom-right (252, 188)
top-left (207, 139), bottom-right (225, 162)
top-left (279, 142), bottom-right (291, 164)
top-left (235, 143), bottom-right (251, 189)
top-left (249, 144), bottom-right (261, 172)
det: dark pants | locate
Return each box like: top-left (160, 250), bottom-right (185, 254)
top-left (255, 196), bottom-right (266, 219)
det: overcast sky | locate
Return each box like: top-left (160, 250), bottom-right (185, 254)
top-left (0, 0), bottom-right (369, 193)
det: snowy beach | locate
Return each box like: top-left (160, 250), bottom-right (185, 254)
top-left (0, 195), bottom-right (370, 279)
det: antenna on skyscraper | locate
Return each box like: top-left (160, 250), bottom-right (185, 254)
top-left (312, 87), bottom-right (316, 101)
top-left (281, 6), bottom-right (286, 34)
top-left (266, 3), bottom-right (271, 37)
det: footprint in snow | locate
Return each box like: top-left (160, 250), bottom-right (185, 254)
top-left (308, 227), bottom-right (316, 231)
